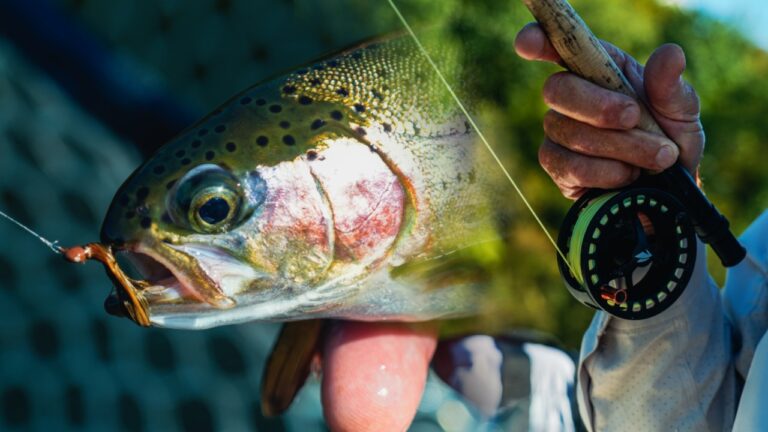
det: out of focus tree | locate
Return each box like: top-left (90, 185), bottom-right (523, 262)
top-left (368, 0), bottom-right (768, 347)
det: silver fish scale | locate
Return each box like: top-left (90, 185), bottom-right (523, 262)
top-left (0, 2), bottom-right (494, 431)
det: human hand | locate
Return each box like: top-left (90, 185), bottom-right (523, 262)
top-left (321, 321), bottom-right (437, 431)
top-left (514, 23), bottom-right (705, 199)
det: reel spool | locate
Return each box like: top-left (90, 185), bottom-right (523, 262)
top-left (557, 188), bottom-right (697, 319)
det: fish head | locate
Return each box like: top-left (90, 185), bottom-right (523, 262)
top-left (100, 77), bottom-right (398, 329)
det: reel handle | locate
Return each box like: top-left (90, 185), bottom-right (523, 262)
top-left (522, 0), bottom-right (746, 267)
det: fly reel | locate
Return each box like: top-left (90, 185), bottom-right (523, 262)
top-left (557, 187), bottom-right (697, 319)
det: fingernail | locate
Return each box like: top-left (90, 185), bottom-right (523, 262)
top-left (655, 145), bottom-right (678, 168)
top-left (620, 104), bottom-right (640, 128)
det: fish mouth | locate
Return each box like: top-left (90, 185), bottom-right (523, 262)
top-left (104, 241), bottom-right (237, 325)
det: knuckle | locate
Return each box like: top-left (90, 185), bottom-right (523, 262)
top-left (538, 140), bottom-right (554, 168)
top-left (542, 72), bottom-right (569, 106)
top-left (563, 158), bottom-right (591, 187)
top-left (542, 110), bottom-right (562, 137)
top-left (595, 93), bottom-right (622, 126)
top-left (605, 163), bottom-right (635, 186)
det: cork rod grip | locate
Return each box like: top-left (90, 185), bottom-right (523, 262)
top-left (521, 0), bottom-right (665, 135)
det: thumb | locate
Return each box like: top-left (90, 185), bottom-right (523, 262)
top-left (644, 43), bottom-right (704, 172)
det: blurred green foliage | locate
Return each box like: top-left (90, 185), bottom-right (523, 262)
top-left (366, 0), bottom-right (768, 348)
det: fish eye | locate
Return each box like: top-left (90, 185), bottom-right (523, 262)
top-left (167, 164), bottom-right (261, 234)
top-left (189, 187), bottom-right (239, 232)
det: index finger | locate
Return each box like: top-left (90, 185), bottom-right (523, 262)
top-left (515, 23), bottom-right (642, 87)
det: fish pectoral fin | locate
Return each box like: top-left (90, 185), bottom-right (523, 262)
top-left (260, 319), bottom-right (325, 417)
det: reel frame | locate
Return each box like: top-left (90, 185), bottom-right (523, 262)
top-left (557, 185), bottom-right (698, 320)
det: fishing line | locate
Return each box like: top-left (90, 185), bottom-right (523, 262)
top-left (0, 208), bottom-right (63, 254)
top-left (385, 0), bottom-right (574, 272)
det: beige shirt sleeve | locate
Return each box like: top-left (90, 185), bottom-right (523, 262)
top-left (576, 241), bottom-right (738, 432)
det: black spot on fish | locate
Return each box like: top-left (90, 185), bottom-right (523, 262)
top-left (354, 103), bottom-right (366, 113)
top-left (336, 87), bottom-right (349, 97)
top-left (310, 119), bottom-right (325, 130)
top-left (205, 151), bottom-right (215, 161)
top-left (176, 398), bottom-right (214, 432)
top-left (118, 393), bottom-right (144, 431)
top-left (356, 127), bottom-right (367, 136)
top-left (256, 98), bottom-right (266, 106)
top-left (119, 194), bottom-right (130, 207)
top-left (208, 336), bottom-right (246, 375)
top-left (30, 319), bottom-right (59, 359)
top-left (330, 110), bottom-right (343, 120)
top-left (269, 104), bottom-right (282, 113)
top-left (91, 319), bottom-right (111, 361)
top-left (166, 179), bottom-right (177, 190)
top-left (306, 150), bottom-right (318, 161)
top-left (240, 96), bottom-right (252, 105)
top-left (153, 165), bottom-right (166, 175)
top-left (283, 135), bottom-right (295, 145)
top-left (225, 142), bottom-right (237, 152)
top-left (299, 96), bottom-right (313, 105)
top-left (256, 136), bottom-right (268, 146)
top-left (468, 170), bottom-right (476, 183)
top-left (65, 385), bottom-right (85, 426)
top-left (136, 187), bottom-right (150, 202)
top-left (456, 173), bottom-right (462, 182)
top-left (191, 139), bottom-right (202, 148)
top-left (140, 217), bottom-right (152, 229)
top-left (175, 150), bottom-right (186, 158)
top-left (145, 331), bottom-right (176, 372)
top-left (382, 122), bottom-right (392, 132)
top-left (279, 121), bottom-right (290, 129)
top-left (198, 128), bottom-right (209, 137)
top-left (282, 85), bottom-right (296, 95)
top-left (214, 125), bottom-right (226, 133)
top-left (2, 386), bottom-right (30, 426)
top-left (181, 158), bottom-right (191, 166)
top-left (137, 204), bottom-right (149, 217)
top-left (310, 78), bottom-right (322, 86)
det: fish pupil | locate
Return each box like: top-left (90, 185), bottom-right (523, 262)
top-left (198, 197), bottom-right (231, 225)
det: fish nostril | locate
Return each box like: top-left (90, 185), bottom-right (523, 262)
top-left (104, 293), bottom-right (128, 318)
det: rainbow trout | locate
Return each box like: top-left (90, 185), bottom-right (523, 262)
top-left (98, 35), bottom-right (504, 331)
